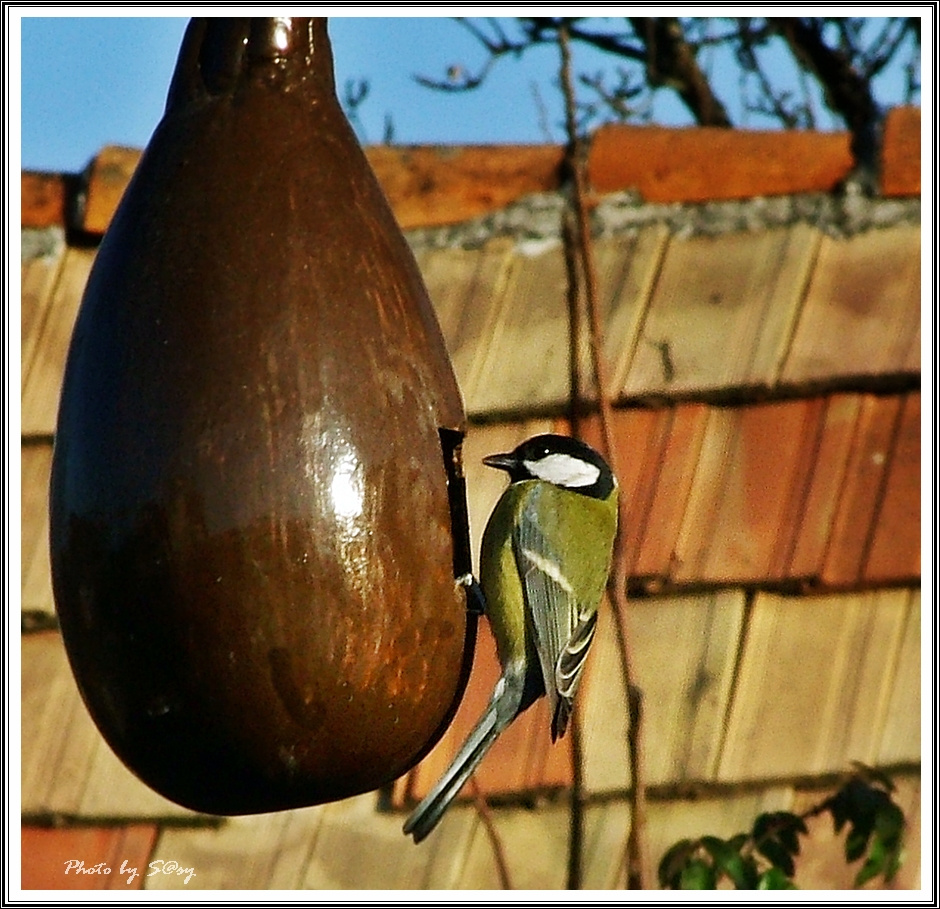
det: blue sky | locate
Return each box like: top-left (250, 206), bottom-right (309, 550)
top-left (19, 13), bottom-right (623, 172)
top-left (16, 12), bottom-right (925, 174)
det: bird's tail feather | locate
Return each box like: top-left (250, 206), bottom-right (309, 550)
top-left (403, 701), bottom-right (503, 843)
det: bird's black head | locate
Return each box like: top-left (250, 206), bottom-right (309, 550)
top-left (483, 433), bottom-right (616, 500)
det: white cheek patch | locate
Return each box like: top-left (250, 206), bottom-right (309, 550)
top-left (524, 453), bottom-right (600, 488)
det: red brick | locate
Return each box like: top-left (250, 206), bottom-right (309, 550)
top-left (366, 144), bottom-right (564, 231)
top-left (81, 146), bottom-right (141, 234)
top-left (881, 106), bottom-right (921, 197)
top-left (80, 143), bottom-right (566, 235)
top-left (21, 173), bottom-right (66, 228)
top-left (588, 124), bottom-right (853, 202)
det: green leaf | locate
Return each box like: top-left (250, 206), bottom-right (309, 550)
top-left (679, 859), bottom-right (718, 890)
top-left (658, 838), bottom-right (696, 889)
top-left (700, 836), bottom-right (735, 864)
top-left (854, 806), bottom-right (906, 887)
top-left (845, 825), bottom-right (871, 863)
top-left (752, 812), bottom-right (805, 856)
top-left (874, 802), bottom-right (905, 842)
top-left (728, 832), bottom-right (749, 852)
top-left (751, 812), bottom-right (776, 841)
top-left (723, 851), bottom-right (761, 890)
top-left (884, 845), bottom-right (906, 882)
top-left (777, 816), bottom-right (808, 856)
top-left (758, 866), bottom-right (797, 889)
top-left (828, 789), bottom-right (850, 833)
top-left (757, 837), bottom-right (796, 878)
top-left (854, 835), bottom-right (886, 887)
top-left (699, 836), bottom-right (757, 889)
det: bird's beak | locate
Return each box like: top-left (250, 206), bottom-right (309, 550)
top-left (482, 453), bottom-right (518, 472)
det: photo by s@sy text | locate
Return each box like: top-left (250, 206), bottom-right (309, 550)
top-left (63, 858), bottom-right (196, 885)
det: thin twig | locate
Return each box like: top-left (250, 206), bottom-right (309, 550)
top-left (567, 708), bottom-right (586, 890)
top-left (563, 208), bottom-right (584, 434)
top-left (559, 25), bottom-right (587, 891)
top-left (469, 777), bottom-right (513, 889)
top-left (559, 21), bottom-right (650, 890)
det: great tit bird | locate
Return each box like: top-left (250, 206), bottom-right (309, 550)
top-left (404, 433), bottom-right (618, 843)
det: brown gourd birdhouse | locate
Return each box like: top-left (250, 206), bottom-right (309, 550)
top-left (49, 17), bottom-right (475, 815)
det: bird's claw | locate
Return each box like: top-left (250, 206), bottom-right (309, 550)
top-left (456, 574), bottom-right (486, 615)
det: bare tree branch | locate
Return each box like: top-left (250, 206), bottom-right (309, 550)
top-left (414, 16), bottom-right (920, 188)
top-left (565, 21), bottom-right (646, 61)
top-left (630, 17), bottom-right (732, 126)
top-left (771, 17), bottom-right (880, 171)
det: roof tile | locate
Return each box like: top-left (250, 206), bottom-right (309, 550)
top-left (716, 589), bottom-right (917, 780)
top-left (21, 248), bottom-right (95, 437)
top-left (781, 226), bottom-right (921, 382)
top-left (21, 632), bottom-right (197, 819)
top-left (460, 242), bottom-right (572, 416)
top-left (821, 394), bottom-right (905, 586)
top-left (589, 228), bottom-right (670, 398)
top-left (366, 144), bottom-right (565, 231)
top-left (147, 810), bottom-right (322, 890)
top-left (21, 631), bottom-right (94, 816)
top-left (674, 401), bottom-right (810, 584)
top-left (21, 824), bottom-right (157, 890)
top-left (416, 240), bottom-right (515, 416)
top-left (784, 394), bottom-right (863, 581)
top-left (455, 801), bottom-right (569, 889)
top-left (144, 808), bottom-right (326, 891)
top-left (21, 444), bottom-right (53, 617)
top-left (581, 801), bottom-right (633, 888)
top-left (40, 112), bottom-right (920, 237)
top-left (865, 391), bottom-right (921, 583)
top-left (581, 590), bottom-right (746, 793)
top-left (622, 225), bottom-right (819, 397)
top-left (21, 241), bottom-right (65, 398)
top-left (631, 404), bottom-right (711, 581)
top-left (877, 589), bottom-right (921, 765)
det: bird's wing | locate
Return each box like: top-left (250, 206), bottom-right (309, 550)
top-left (512, 487), bottom-right (597, 739)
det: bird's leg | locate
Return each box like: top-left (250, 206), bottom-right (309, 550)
top-left (457, 573), bottom-right (486, 615)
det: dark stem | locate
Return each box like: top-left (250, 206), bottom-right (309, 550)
top-left (469, 777), bottom-right (513, 889)
top-left (559, 21), bottom-right (650, 891)
top-left (567, 710), bottom-right (585, 890)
